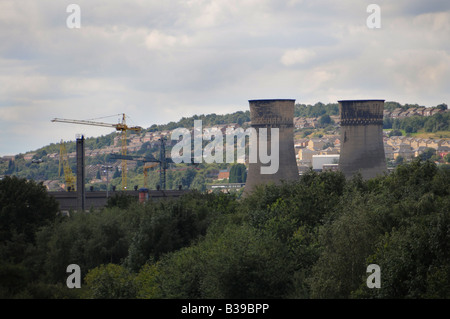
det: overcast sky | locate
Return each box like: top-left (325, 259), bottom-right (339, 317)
top-left (1, 0), bottom-right (449, 156)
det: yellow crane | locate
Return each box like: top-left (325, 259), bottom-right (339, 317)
top-left (59, 140), bottom-right (76, 191)
top-left (52, 113), bottom-right (142, 190)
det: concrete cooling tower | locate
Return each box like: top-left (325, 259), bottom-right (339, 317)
top-left (338, 99), bottom-right (387, 180)
top-left (244, 99), bottom-right (299, 195)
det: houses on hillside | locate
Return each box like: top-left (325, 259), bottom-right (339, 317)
top-left (296, 136), bottom-right (341, 170)
top-left (385, 136), bottom-right (450, 160)
top-left (295, 135), bottom-right (450, 171)
top-left (384, 107), bottom-right (447, 119)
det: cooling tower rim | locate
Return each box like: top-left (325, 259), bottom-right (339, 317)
top-left (338, 99), bottom-right (385, 103)
top-left (248, 99), bottom-right (296, 102)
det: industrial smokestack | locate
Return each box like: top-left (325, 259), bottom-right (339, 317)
top-left (76, 134), bottom-right (85, 211)
top-left (244, 99), bottom-right (298, 195)
top-left (338, 99), bottom-right (387, 180)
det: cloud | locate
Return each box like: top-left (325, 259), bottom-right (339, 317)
top-left (384, 49), bottom-right (450, 93)
top-left (144, 29), bottom-right (191, 50)
top-left (0, 1), bottom-right (449, 156)
top-left (281, 49), bottom-right (316, 66)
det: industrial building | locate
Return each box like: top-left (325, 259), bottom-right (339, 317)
top-left (312, 154), bottom-right (340, 171)
top-left (244, 99), bottom-right (299, 195)
top-left (338, 100), bottom-right (387, 179)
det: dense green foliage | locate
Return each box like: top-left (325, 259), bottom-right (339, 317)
top-left (383, 111), bottom-right (450, 133)
top-left (294, 102), bottom-right (339, 118)
top-left (228, 164), bottom-right (247, 183)
top-left (0, 160), bottom-right (449, 299)
top-left (0, 177), bottom-right (60, 298)
top-left (147, 111), bottom-right (251, 132)
top-left (0, 176), bottom-right (59, 243)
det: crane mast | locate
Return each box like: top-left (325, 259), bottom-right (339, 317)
top-left (52, 113), bottom-right (141, 190)
top-left (59, 140), bottom-right (76, 191)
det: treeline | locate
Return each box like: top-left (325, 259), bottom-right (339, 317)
top-left (384, 101), bottom-right (448, 112)
top-left (1, 134), bottom-right (118, 180)
top-left (2, 156), bottom-right (61, 181)
top-left (384, 111), bottom-right (450, 133)
top-left (117, 162), bottom-right (231, 193)
top-left (294, 102), bottom-right (339, 118)
top-left (294, 101), bottom-right (448, 119)
top-left (1, 148), bottom-right (227, 192)
top-left (147, 111), bottom-right (251, 132)
top-left (1, 159), bottom-right (449, 298)
top-left (28, 134), bottom-right (117, 159)
top-left (2, 150), bottom-right (120, 184)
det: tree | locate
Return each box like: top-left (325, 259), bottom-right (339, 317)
top-left (319, 114), bottom-right (333, 127)
top-left (388, 129), bottom-right (402, 137)
top-left (444, 153), bottom-right (450, 163)
top-left (32, 150), bottom-right (47, 160)
top-left (302, 130), bottom-right (313, 138)
top-left (113, 167), bottom-right (121, 179)
top-left (237, 115), bottom-right (246, 126)
top-left (156, 224), bottom-right (294, 298)
top-left (395, 156), bottom-right (404, 165)
top-left (0, 176), bottom-right (59, 243)
top-left (6, 160), bottom-right (15, 175)
top-left (135, 263), bottom-right (161, 299)
top-left (190, 174), bottom-right (206, 191)
top-left (229, 164), bottom-right (247, 183)
top-left (35, 204), bottom-right (142, 286)
top-left (181, 169), bottom-right (197, 189)
top-left (294, 103), bottom-right (338, 118)
top-left (0, 176), bottom-right (60, 297)
top-left (430, 154), bottom-right (441, 163)
top-left (404, 125), bottom-right (414, 134)
top-left (384, 101), bottom-right (402, 111)
top-left (419, 148), bottom-right (436, 161)
top-left (308, 160), bottom-right (450, 298)
top-left (125, 192), bottom-right (229, 271)
top-left (436, 103), bottom-right (448, 111)
top-left (356, 210), bottom-right (450, 298)
top-left (84, 264), bottom-right (137, 299)
top-left (383, 117), bottom-right (393, 129)
top-left (106, 193), bottom-right (135, 209)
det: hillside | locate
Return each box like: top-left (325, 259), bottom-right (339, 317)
top-left (1, 101), bottom-right (449, 191)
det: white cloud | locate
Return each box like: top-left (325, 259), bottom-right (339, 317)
top-left (0, 0), bottom-right (449, 156)
top-left (144, 30), bottom-right (191, 50)
top-left (384, 49), bottom-right (450, 94)
top-left (281, 48), bottom-right (316, 66)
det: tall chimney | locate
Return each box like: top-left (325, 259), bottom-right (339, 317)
top-left (338, 99), bottom-right (387, 180)
top-left (76, 135), bottom-right (85, 211)
top-left (244, 99), bottom-right (298, 195)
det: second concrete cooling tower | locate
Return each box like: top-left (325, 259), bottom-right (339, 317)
top-left (244, 99), bottom-right (298, 195)
top-left (338, 99), bottom-right (387, 180)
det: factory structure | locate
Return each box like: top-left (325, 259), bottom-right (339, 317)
top-left (48, 134), bottom-right (186, 212)
top-left (40, 97), bottom-right (439, 208)
top-left (244, 99), bottom-right (299, 195)
top-left (338, 100), bottom-right (387, 180)
top-left (242, 98), bottom-right (388, 194)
